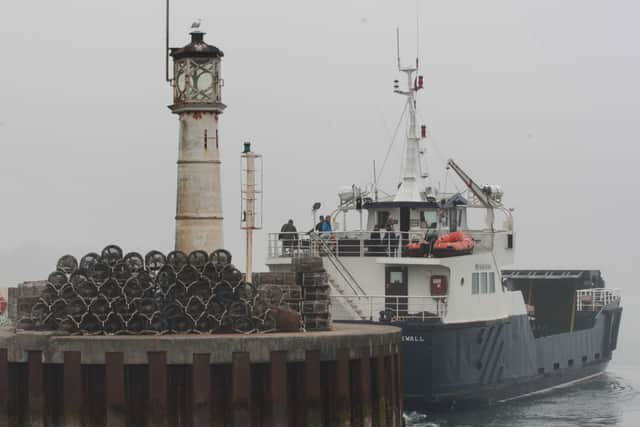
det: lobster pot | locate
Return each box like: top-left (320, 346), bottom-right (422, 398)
top-left (16, 247), bottom-right (309, 336)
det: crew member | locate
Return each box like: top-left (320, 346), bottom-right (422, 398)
top-left (279, 219), bottom-right (298, 254)
top-left (322, 215), bottom-right (332, 233)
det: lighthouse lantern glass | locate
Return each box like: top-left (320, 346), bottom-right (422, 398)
top-left (173, 57), bottom-right (220, 105)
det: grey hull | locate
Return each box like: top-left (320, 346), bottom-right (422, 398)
top-left (397, 304), bottom-right (622, 410)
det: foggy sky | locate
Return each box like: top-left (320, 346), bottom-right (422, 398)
top-left (1, 1), bottom-right (639, 362)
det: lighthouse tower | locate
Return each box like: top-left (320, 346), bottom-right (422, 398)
top-left (169, 29), bottom-right (225, 253)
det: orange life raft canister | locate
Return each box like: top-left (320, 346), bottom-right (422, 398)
top-left (432, 231), bottom-right (475, 257)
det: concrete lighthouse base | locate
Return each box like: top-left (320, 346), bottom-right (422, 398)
top-left (174, 111), bottom-right (225, 254)
top-left (0, 323), bottom-right (402, 427)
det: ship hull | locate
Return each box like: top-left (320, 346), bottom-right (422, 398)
top-left (397, 305), bottom-right (622, 411)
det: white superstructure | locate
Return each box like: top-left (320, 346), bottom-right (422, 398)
top-left (266, 44), bottom-right (524, 326)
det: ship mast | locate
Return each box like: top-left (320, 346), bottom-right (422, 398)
top-left (393, 29), bottom-right (425, 202)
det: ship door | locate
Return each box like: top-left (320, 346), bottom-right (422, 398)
top-left (400, 207), bottom-right (410, 232)
top-left (385, 266), bottom-right (408, 317)
top-left (400, 207), bottom-right (410, 246)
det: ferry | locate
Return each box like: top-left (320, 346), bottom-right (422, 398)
top-left (265, 51), bottom-right (622, 410)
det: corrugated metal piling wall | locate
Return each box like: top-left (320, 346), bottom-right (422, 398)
top-left (0, 326), bottom-right (402, 427)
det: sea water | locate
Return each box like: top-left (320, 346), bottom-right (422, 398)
top-left (405, 365), bottom-right (640, 427)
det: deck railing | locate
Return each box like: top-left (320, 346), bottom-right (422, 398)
top-left (330, 295), bottom-right (447, 322)
top-left (307, 234), bottom-right (366, 296)
top-left (576, 288), bottom-right (621, 312)
top-left (268, 229), bottom-right (501, 259)
top-left (269, 230), bottom-right (445, 259)
top-left (269, 231), bottom-right (411, 258)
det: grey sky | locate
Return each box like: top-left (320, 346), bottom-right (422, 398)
top-left (1, 1), bottom-right (639, 361)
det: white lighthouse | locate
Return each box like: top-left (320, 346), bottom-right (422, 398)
top-left (169, 29), bottom-right (225, 253)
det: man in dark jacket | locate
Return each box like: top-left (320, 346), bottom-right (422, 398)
top-left (279, 219), bottom-right (298, 255)
top-left (314, 216), bottom-right (325, 233)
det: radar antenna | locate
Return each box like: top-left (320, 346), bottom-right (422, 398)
top-left (415, 0), bottom-right (420, 71)
top-left (392, 28), bottom-right (427, 202)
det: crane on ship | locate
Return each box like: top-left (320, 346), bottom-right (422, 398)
top-left (446, 159), bottom-right (503, 209)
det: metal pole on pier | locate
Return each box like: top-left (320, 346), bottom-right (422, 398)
top-left (241, 143), bottom-right (263, 281)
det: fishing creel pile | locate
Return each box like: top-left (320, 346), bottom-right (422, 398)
top-left (17, 246), bottom-right (289, 335)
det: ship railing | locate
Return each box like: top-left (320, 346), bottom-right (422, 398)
top-left (330, 295), bottom-right (447, 321)
top-left (576, 288), bottom-right (621, 312)
top-left (268, 230), bottom-right (503, 259)
top-left (269, 231), bottom-right (433, 259)
top-left (307, 233), bottom-right (367, 296)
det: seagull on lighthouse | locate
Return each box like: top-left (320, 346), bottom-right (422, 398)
top-left (191, 19), bottom-right (203, 31)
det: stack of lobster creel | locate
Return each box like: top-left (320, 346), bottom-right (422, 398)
top-left (18, 246), bottom-right (285, 335)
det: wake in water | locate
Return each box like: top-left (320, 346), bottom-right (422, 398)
top-left (405, 371), bottom-right (640, 427)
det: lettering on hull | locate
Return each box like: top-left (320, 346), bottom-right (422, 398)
top-left (401, 335), bottom-right (425, 343)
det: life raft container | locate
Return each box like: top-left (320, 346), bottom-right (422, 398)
top-left (403, 240), bottom-right (427, 257)
top-left (432, 231), bottom-right (475, 257)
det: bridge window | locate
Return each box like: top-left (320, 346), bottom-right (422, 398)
top-left (472, 272), bottom-right (497, 294)
top-left (420, 210), bottom-right (438, 228)
top-left (389, 271), bottom-right (403, 284)
top-left (377, 211), bottom-right (390, 228)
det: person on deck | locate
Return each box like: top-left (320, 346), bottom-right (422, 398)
top-left (279, 219), bottom-right (298, 255)
top-left (370, 224), bottom-right (381, 240)
top-left (321, 215), bottom-right (332, 233)
top-left (424, 225), bottom-right (439, 257)
top-left (314, 215), bottom-right (325, 233)
top-left (368, 224), bottom-right (382, 255)
top-left (319, 215), bottom-right (333, 245)
top-left (384, 220), bottom-right (398, 256)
